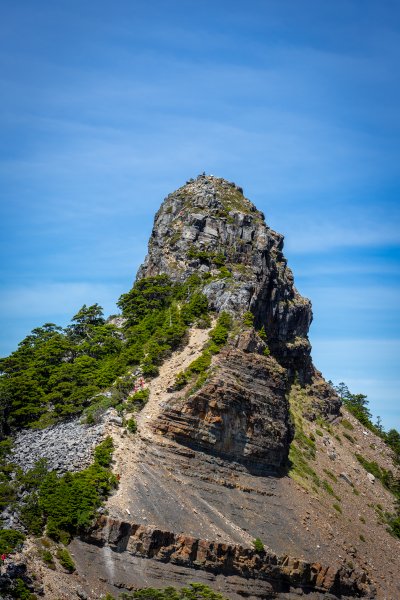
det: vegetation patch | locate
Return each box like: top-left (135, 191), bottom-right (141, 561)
top-left (355, 452), bottom-right (400, 538)
top-left (323, 468), bottom-right (338, 483)
top-left (288, 384), bottom-right (320, 489)
top-left (41, 549), bottom-right (56, 569)
top-left (126, 417), bottom-right (138, 434)
top-left (0, 274), bottom-right (209, 430)
top-left (56, 547), bottom-right (75, 572)
top-left (252, 537), bottom-right (264, 553)
top-left (355, 453), bottom-right (397, 493)
top-left (174, 312), bottom-right (232, 391)
top-left (18, 437), bottom-right (117, 542)
top-left (11, 579), bottom-right (37, 600)
top-left (0, 528), bottom-right (25, 554)
top-left (187, 247), bottom-right (226, 267)
top-left (108, 583), bottom-right (228, 600)
top-left (321, 479), bottom-right (341, 501)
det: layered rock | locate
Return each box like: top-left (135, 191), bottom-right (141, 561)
top-left (154, 343), bottom-right (292, 474)
top-left (136, 174), bottom-right (339, 482)
top-left (82, 516), bottom-right (375, 599)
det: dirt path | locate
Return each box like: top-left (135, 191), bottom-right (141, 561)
top-left (137, 325), bottom-right (211, 436)
top-left (105, 325), bottom-right (212, 516)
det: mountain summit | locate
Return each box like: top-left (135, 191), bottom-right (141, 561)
top-left (1, 175), bottom-right (399, 599)
top-left (139, 173), bottom-right (339, 412)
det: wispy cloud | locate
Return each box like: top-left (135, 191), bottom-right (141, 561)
top-left (0, 0), bottom-right (399, 427)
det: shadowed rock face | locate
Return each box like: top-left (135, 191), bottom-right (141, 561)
top-left (155, 345), bottom-right (292, 474)
top-left (138, 174), bottom-right (319, 384)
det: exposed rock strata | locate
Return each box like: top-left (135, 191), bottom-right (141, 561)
top-left (154, 344), bottom-right (292, 473)
top-left (82, 516), bottom-right (375, 599)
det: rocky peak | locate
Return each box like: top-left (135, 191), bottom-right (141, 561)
top-left (138, 175), bottom-right (325, 392)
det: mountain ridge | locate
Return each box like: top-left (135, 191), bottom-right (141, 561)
top-left (1, 175), bottom-right (399, 599)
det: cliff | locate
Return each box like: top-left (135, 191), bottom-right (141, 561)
top-left (138, 176), bottom-right (311, 372)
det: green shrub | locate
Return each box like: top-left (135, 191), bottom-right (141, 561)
top-left (252, 537), bottom-right (264, 552)
top-left (212, 252), bottom-right (226, 267)
top-left (12, 579), bottom-right (37, 599)
top-left (0, 529), bottom-right (25, 554)
top-left (341, 419), bottom-right (354, 431)
top-left (188, 352), bottom-right (212, 374)
top-left (83, 394), bottom-right (119, 424)
top-left (56, 547), bottom-right (75, 572)
top-left (263, 346), bottom-right (270, 356)
top-left (209, 312), bottom-right (232, 348)
top-left (196, 314), bottom-right (212, 329)
top-left (323, 468), bottom-right (337, 483)
top-left (242, 311), bottom-right (254, 327)
top-left (120, 583), bottom-right (227, 600)
top-left (343, 432), bottom-right (355, 443)
top-left (180, 293), bottom-right (209, 325)
top-left (94, 436), bottom-right (114, 467)
top-left (125, 388), bottom-right (150, 410)
top-left (19, 438), bottom-right (117, 542)
top-left (258, 326), bottom-right (267, 340)
top-left (126, 418), bottom-right (137, 433)
top-left (218, 266), bottom-right (232, 279)
top-left (42, 549), bottom-right (56, 569)
top-left (315, 429), bottom-right (323, 437)
top-left (174, 371), bottom-right (189, 390)
top-left (333, 503), bottom-right (342, 514)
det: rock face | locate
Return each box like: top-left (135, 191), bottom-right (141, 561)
top-left (138, 175), bottom-right (339, 414)
top-left (137, 174), bottom-right (339, 476)
top-left (80, 516), bottom-right (375, 599)
top-left (155, 344), bottom-right (292, 474)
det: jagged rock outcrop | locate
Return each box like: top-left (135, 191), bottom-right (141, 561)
top-left (138, 174), bottom-right (339, 414)
top-left (136, 174), bottom-right (339, 479)
top-left (81, 516), bottom-right (375, 599)
top-left (154, 343), bottom-right (292, 474)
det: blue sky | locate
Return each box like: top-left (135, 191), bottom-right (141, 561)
top-left (1, 1), bottom-right (399, 429)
